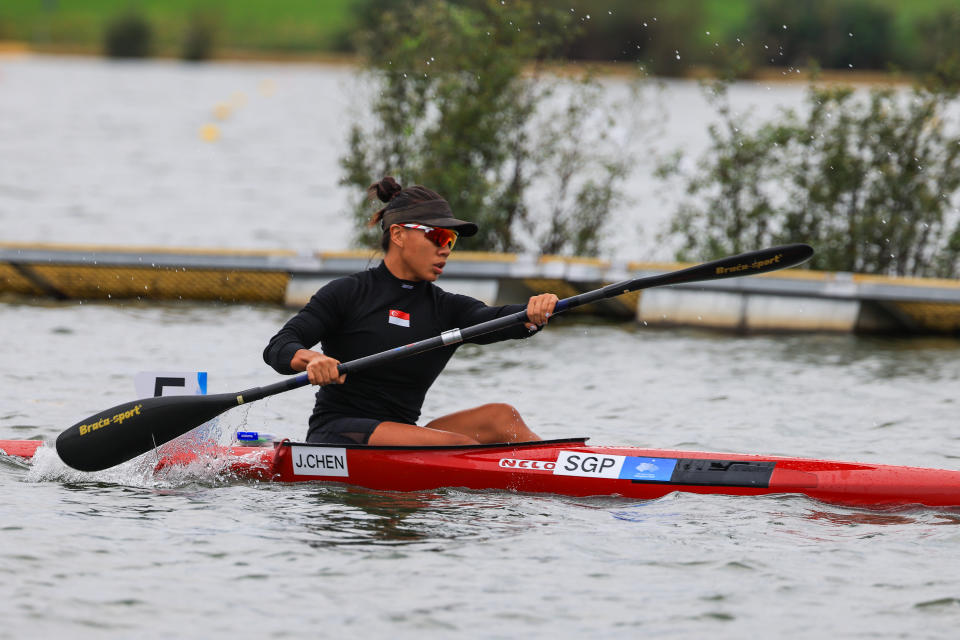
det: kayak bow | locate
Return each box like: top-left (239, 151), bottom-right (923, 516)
top-left (6, 437), bottom-right (960, 509)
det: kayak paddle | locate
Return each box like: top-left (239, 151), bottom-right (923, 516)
top-left (56, 243), bottom-right (813, 471)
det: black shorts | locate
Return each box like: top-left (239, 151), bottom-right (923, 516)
top-left (307, 414), bottom-right (383, 445)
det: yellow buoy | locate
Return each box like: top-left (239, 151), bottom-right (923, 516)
top-left (213, 102), bottom-right (232, 121)
top-left (199, 123), bottom-right (220, 142)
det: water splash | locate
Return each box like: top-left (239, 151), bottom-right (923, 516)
top-left (21, 435), bottom-right (251, 489)
top-left (24, 443), bottom-right (159, 486)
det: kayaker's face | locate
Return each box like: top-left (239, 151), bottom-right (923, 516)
top-left (391, 225), bottom-right (451, 281)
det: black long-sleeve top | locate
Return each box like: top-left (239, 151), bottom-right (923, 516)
top-left (263, 262), bottom-right (534, 426)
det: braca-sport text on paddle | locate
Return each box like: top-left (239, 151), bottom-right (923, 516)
top-left (56, 243), bottom-right (813, 471)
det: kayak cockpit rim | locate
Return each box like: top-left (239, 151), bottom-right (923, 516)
top-left (275, 436), bottom-right (589, 451)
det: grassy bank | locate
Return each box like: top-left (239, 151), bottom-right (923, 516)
top-left (1, 0), bottom-right (958, 72)
top-left (0, 0), bottom-right (357, 57)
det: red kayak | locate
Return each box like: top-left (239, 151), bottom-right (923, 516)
top-left (5, 437), bottom-right (960, 508)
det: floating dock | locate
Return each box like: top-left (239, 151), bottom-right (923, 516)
top-left (2, 242), bottom-right (959, 335)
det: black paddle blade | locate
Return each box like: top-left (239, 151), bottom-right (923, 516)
top-left (665, 243), bottom-right (814, 286)
top-left (56, 392), bottom-right (240, 472)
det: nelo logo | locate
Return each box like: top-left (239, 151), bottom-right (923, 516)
top-left (499, 458), bottom-right (556, 471)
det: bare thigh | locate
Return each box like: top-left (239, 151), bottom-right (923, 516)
top-left (367, 421), bottom-right (479, 446)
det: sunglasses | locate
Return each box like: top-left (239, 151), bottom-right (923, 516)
top-left (399, 223), bottom-right (459, 250)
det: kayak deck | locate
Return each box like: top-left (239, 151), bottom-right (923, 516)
top-left (5, 437), bottom-right (960, 508)
top-left (0, 439), bottom-right (43, 459)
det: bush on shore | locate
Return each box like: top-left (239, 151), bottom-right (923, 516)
top-left (104, 12), bottom-right (153, 59)
top-left (350, 0), bottom-right (959, 78)
top-left (181, 13), bottom-right (216, 62)
top-left (340, 0), bottom-right (636, 256)
top-left (659, 70), bottom-right (960, 278)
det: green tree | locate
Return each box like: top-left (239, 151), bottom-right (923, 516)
top-left (340, 0), bottom-right (634, 255)
top-left (181, 12), bottom-right (216, 62)
top-left (103, 11), bottom-right (153, 59)
top-left (660, 79), bottom-right (960, 277)
top-left (749, 0), bottom-right (896, 71)
top-left (914, 8), bottom-right (960, 75)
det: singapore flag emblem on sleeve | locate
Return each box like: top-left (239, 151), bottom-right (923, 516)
top-left (388, 309), bottom-right (410, 327)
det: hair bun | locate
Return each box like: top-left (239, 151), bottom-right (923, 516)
top-left (368, 176), bottom-right (403, 204)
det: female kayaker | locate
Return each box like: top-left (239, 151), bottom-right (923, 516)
top-left (263, 177), bottom-right (558, 446)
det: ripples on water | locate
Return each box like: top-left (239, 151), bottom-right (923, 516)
top-left (2, 300), bottom-right (960, 638)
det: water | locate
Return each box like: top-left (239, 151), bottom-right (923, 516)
top-left (0, 54), bottom-right (808, 260)
top-left (3, 301), bottom-right (960, 638)
top-left (3, 55), bottom-right (960, 638)
top-left (0, 55), bottom-right (359, 252)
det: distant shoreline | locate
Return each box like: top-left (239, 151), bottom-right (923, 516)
top-left (0, 40), bottom-right (359, 66)
top-left (0, 40), bottom-right (913, 85)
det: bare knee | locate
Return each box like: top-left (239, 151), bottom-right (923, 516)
top-left (481, 403), bottom-right (522, 421)
top-left (474, 403), bottom-right (536, 443)
top-left (423, 404), bottom-right (537, 445)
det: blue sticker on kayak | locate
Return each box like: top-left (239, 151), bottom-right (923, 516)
top-left (619, 457), bottom-right (677, 481)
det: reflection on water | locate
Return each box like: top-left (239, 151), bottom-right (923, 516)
top-left (804, 509), bottom-right (919, 527)
top-left (291, 486), bottom-right (640, 550)
top-left (775, 333), bottom-right (960, 381)
top-left (803, 508), bottom-right (960, 527)
top-left (300, 487), bottom-right (442, 548)
top-left (768, 503), bottom-right (960, 545)
top-left (295, 487), bottom-right (550, 549)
